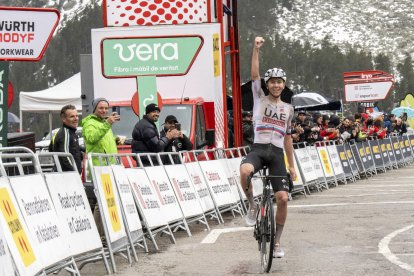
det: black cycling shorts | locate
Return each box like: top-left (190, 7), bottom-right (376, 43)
top-left (240, 143), bottom-right (289, 192)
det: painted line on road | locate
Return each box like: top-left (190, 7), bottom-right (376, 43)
top-left (201, 227), bottom-right (253, 244)
top-left (311, 192), bottom-right (409, 198)
top-left (378, 225), bottom-right (414, 273)
top-left (343, 184), bottom-right (414, 187)
top-left (289, 201), bottom-right (414, 208)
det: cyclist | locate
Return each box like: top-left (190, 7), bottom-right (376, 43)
top-left (240, 36), bottom-right (297, 258)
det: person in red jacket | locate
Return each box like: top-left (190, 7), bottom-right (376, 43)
top-left (371, 118), bottom-right (387, 139)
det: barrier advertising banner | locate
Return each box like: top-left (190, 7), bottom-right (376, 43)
top-left (184, 162), bottom-right (216, 212)
top-left (306, 146), bottom-right (325, 179)
top-left (218, 159), bottom-right (244, 201)
top-left (125, 168), bottom-right (168, 228)
top-left (0, 178), bottom-right (42, 275)
top-left (225, 158), bottom-right (248, 200)
top-left (294, 148), bottom-right (318, 183)
top-left (144, 166), bottom-right (184, 223)
top-left (45, 172), bottom-right (102, 255)
top-left (0, 223), bottom-right (16, 276)
top-left (111, 165), bottom-right (143, 232)
top-left (198, 160), bottom-right (238, 206)
top-left (326, 145), bottom-right (344, 176)
top-left (9, 174), bottom-right (71, 268)
top-left (164, 164), bottom-right (204, 218)
top-left (93, 166), bottom-right (126, 243)
top-left (317, 147), bottom-right (334, 177)
top-left (336, 145), bottom-right (352, 175)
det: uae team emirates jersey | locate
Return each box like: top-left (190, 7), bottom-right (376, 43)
top-left (251, 79), bottom-right (294, 148)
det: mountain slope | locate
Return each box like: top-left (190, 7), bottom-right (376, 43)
top-left (275, 0), bottom-right (414, 64)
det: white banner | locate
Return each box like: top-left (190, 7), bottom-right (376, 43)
top-left (164, 164), bottom-right (204, 218)
top-left (218, 159), bottom-right (243, 201)
top-left (345, 82), bottom-right (393, 102)
top-left (45, 172), bottom-right (102, 255)
top-left (294, 148), bottom-right (318, 183)
top-left (0, 207), bottom-right (18, 276)
top-left (0, 178), bottom-right (42, 275)
top-left (93, 166), bottom-right (126, 243)
top-left (0, 7), bottom-right (59, 61)
top-left (184, 162), bottom-right (216, 212)
top-left (144, 166), bottom-right (184, 223)
top-left (9, 175), bottom-right (71, 268)
top-left (326, 145), bottom-right (345, 176)
top-left (198, 160), bottom-right (238, 207)
top-left (125, 168), bottom-right (168, 229)
top-left (226, 158), bottom-right (247, 200)
top-left (111, 165), bottom-right (143, 232)
top-left (307, 146), bottom-right (327, 178)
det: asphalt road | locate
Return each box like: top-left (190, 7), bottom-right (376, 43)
top-left (79, 164), bottom-right (414, 276)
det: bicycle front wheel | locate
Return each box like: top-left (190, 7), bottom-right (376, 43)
top-left (260, 197), bottom-right (275, 273)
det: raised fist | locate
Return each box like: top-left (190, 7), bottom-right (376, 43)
top-left (254, 37), bottom-right (264, 49)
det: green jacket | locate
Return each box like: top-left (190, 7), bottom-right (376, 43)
top-left (81, 114), bottom-right (118, 165)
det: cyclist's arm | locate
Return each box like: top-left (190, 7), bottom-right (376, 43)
top-left (251, 37), bottom-right (264, 81)
top-left (284, 106), bottom-right (297, 180)
top-left (284, 135), bottom-right (296, 181)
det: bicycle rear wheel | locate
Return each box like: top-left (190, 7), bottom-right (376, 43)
top-left (260, 198), bottom-right (275, 273)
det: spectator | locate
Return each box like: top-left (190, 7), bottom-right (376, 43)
top-left (160, 115), bottom-right (193, 164)
top-left (242, 110), bottom-right (254, 146)
top-left (295, 111), bottom-right (308, 127)
top-left (371, 118), bottom-right (387, 139)
top-left (391, 117), bottom-right (407, 136)
top-left (383, 114), bottom-right (395, 134)
top-left (131, 103), bottom-right (179, 166)
top-left (80, 97), bottom-right (120, 241)
top-left (81, 97), bottom-right (120, 164)
top-left (48, 104), bottom-right (82, 173)
top-left (338, 116), bottom-right (355, 143)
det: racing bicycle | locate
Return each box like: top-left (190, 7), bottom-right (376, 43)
top-left (246, 167), bottom-right (293, 273)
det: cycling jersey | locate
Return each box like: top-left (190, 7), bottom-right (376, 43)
top-left (251, 79), bottom-right (294, 148)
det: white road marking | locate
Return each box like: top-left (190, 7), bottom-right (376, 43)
top-left (201, 227), bottom-right (253, 244)
top-left (289, 201), bottom-right (414, 208)
top-left (378, 225), bottom-right (414, 273)
top-left (311, 192), bottom-right (409, 198)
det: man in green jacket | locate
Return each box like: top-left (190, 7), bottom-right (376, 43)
top-left (81, 97), bottom-right (120, 165)
top-left (81, 97), bottom-right (120, 240)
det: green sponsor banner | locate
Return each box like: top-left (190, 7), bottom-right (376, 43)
top-left (137, 76), bottom-right (158, 119)
top-left (0, 62), bottom-right (9, 147)
top-left (102, 36), bottom-right (203, 77)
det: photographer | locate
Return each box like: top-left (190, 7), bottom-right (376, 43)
top-left (160, 115), bottom-right (193, 164)
top-left (131, 103), bottom-right (180, 166)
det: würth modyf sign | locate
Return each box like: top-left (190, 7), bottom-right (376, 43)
top-left (0, 7), bottom-right (59, 61)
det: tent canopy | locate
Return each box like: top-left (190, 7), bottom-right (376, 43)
top-left (19, 73), bottom-right (82, 112)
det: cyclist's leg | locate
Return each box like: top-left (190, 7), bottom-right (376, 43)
top-left (240, 150), bottom-right (263, 205)
top-left (274, 190), bottom-right (289, 243)
top-left (268, 148), bottom-right (289, 256)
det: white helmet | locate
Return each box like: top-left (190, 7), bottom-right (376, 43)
top-left (264, 68), bottom-right (287, 83)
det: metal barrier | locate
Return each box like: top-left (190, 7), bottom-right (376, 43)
top-left (0, 147), bottom-right (87, 276)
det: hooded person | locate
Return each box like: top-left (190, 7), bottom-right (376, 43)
top-left (131, 103), bottom-right (180, 166)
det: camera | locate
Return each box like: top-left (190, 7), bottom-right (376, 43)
top-left (112, 106), bottom-right (120, 115)
top-left (175, 123), bottom-right (181, 131)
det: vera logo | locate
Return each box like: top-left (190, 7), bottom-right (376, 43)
top-left (100, 174), bottom-right (121, 232)
top-left (0, 188), bottom-right (36, 266)
top-left (113, 42), bottom-right (178, 62)
top-left (102, 36), bottom-right (203, 78)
